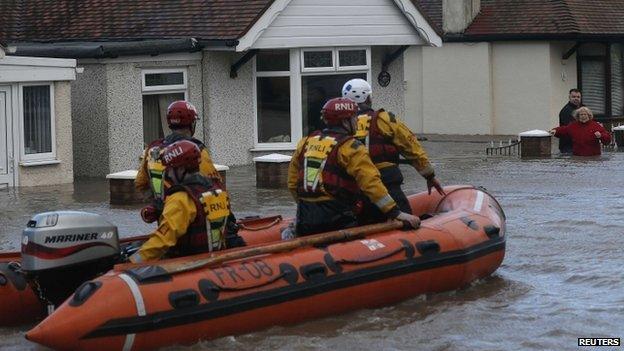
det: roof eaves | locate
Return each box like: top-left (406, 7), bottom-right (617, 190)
top-left (236, 0), bottom-right (277, 39)
top-left (410, 0), bottom-right (444, 37)
top-left (445, 32), bottom-right (624, 42)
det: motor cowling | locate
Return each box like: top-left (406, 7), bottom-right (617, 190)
top-left (21, 211), bottom-right (120, 272)
top-left (20, 211), bottom-right (121, 306)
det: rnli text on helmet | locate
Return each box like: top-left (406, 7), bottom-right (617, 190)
top-left (335, 102), bottom-right (356, 111)
top-left (163, 146), bottom-right (184, 163)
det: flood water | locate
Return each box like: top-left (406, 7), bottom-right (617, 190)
top-left (1, 140), bottom-right (623, 351)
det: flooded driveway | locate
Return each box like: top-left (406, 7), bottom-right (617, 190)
top-left (1, 140), bottom-right (623, 350)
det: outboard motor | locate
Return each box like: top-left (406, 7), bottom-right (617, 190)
top-left (20, 211), bottom-right (120, 307)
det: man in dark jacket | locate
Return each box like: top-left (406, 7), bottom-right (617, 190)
top-left (558, 89), bottom-right (583, 153)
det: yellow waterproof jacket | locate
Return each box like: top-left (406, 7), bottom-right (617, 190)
top-left (130, 191), bottom-right (197, 262)
top-left (357, 110), bottom-right (435, 179)
top-left (135, 145), bottom-right (222, 192)
top-left (288, 134), bottom-right (399, 216)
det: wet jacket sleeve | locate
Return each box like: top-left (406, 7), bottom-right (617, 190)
top-left (131, 192), bottom-right (198, 262)
top-left (553, 125), bottom-right (570, 138)
top-left (376, 111), bottom-right (435, 179)
top-left (287, 138), bottom-right (307, 201)
top-left (200, 149), bottom-right (223, 186)
top-left (337, 139), bottom-right (400, 217)
top-left (596, 123), bottom-right (612, 144)
top-left (135, 148), bottom-right (150, 191)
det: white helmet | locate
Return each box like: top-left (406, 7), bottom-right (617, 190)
top-left (342, 79), bottom-right (372, 104)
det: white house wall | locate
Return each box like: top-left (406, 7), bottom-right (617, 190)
top-left (250, 0), bottom-right (426, 49)
top-left (71, 64), bottom-right (109, 177)
top-left (406, 41), bottom-right (578, 136)
top-left (19, 81), bottom-right (74, 186)
top-left (491, 42), bottom-right (552, 134)
top-left (550, 42), bottom-right (578, 128)
top-left (405, 42), bottom-right (493, 134)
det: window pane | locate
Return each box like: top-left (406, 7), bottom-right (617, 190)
top-left (611, 44), bottom-right (623, 116)
top-left (145, 72), bottom-right (184, 87)
top-left (581, 60), bottom-right (605, 115)
top-left (339, 50), bottom-right (367, 67)
top-left (257, 77), bottom-right (291, 143)
top-left (23, 85), bottom-right (52, 154)
top-left (257, 50), bottom-right (290, 72)
top-left (303, 51), bottom-right (333, 68)
top-left (142, 93), bottom-right (185, 145)
top-left (301, 73), bottom-right (367, 135)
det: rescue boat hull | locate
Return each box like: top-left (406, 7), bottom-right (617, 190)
top-left (26, 186), bottom-right (506, 351)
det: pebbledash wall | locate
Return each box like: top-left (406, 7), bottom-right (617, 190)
top-left (19, 81), bottom-right (74, 186)
top-left (72, 56), bottom-right (205, 176)
top-left (404, 41), bottom-right (578, 135)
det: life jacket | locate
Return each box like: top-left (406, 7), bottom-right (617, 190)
top-left (146, 134), bottom-right (207, 210)
top-left (354, 109), bottom-right (400, 166)
top-left (297, 130), bottom-right (359, 201)
top-left (166, 175), bottom-right (231, 256)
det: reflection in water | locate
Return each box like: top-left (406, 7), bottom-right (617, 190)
top-left (1, 140), bottom-right (623, 350)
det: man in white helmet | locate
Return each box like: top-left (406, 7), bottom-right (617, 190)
top-left (342, 78), bottom-right (444, 222)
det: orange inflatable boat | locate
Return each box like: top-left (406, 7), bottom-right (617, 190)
top-left (0, 215), bottom-right (285, 326)
top-left (25, 186), bottom-right (506, 351)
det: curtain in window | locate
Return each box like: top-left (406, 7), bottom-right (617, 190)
top-left (581, 60), bottom-right (606, 115)
top-left (142, 93), bottom-right (184, 146)
top-left (23, 85), bottom-right (52, 154)
top-left (611, 45), bottom-right (624, 116)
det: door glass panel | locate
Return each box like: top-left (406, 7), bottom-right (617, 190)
top-left (301, 73), bottom-right (367, 135)
top-left (0, 91), bottom-right (7, 175)
top-left (23, 85), bottom-right (52, 154)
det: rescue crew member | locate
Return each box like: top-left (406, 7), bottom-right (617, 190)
top-left (136, 100), bottom-right (222, 223)
top-left (288, 97), bottom-right (421, 236)
top-left (130, 140), bottom-right (243, 263)
top-left (342, 79), bottom-right (444, 221)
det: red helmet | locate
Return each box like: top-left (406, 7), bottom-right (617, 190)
top-left (321, 97), bottom-right (358, 125)
top-left (160, 140), bottom-right (201, 170)
top-left (167, 101), bottom-right (198, 129)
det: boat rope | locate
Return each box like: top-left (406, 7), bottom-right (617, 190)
top-left (238, 217), bottom-right (282, 231)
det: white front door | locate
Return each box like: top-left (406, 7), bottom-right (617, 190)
top-left (0, 86), bottom-right (14, 188)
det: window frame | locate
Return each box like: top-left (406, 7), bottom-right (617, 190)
top-left (18, 82), bottom-right (56, 163)
top-left (578, 54), bottom-right (608, 118)
top-left (336, 47), bottom-right (371, 72)
top-left (141, 68), bottom-right (188, 93)
top-left (253, 47), bottom-right (371, 150)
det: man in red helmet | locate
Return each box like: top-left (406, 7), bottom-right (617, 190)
top-left (136, 100), bottom-right (222, 223)
top-left (287, 97), bottom-right (421, 236)
top-left (130, 140), bottom-right (243, 263)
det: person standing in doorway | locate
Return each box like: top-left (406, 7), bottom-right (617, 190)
top-left (341, 79), bottom-right (444, 223)
top-left (558, 89), bottom-right (584, 154)
top-left (136, 101), bottom-right (222, 223)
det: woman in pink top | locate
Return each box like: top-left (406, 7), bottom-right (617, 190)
top-left (550, 107), bottom-right (611, 156)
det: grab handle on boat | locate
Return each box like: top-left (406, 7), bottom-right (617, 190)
top-left (115, 220), bottom-right (405, 280)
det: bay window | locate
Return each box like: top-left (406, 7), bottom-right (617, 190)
top-left (254, 47), bottom-right (371, 149)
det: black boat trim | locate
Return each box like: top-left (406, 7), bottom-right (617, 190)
top-left (82, 236), bottom-right (505, 339)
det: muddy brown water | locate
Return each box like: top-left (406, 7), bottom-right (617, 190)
top-left (1, 141), bottom-right (623, 351)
